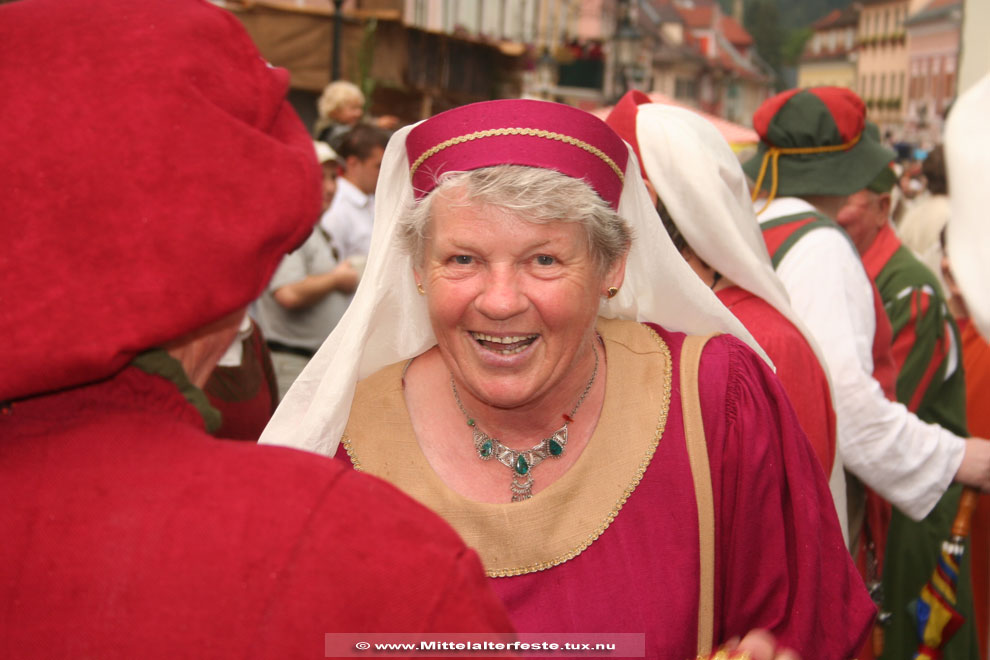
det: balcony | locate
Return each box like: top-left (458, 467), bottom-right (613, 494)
top-left (556, 58), bottom-right (605, 90)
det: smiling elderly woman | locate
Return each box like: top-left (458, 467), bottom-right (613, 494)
top-left (261, 100), bottom-right (873, 659)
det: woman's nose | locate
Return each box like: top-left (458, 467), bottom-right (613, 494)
top-left (475, 267), bottom-right (528, 320)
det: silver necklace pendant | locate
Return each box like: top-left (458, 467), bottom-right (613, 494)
top-left (452, 338), bottom-right (598, 503)
top-left (511, 474), bottom-right (535, 501)
top-left (471, 426), bottom-right (569, 500)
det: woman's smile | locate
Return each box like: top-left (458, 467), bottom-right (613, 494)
top-left (469, 331), bottom-right (540, 355)
top-left (417, 189), bottom-right (615, 411)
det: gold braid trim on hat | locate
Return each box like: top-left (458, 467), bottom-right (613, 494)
top-left (409, 127), bottom-right (625, 184)
top-left (751, 131), bottom-right (862, 215)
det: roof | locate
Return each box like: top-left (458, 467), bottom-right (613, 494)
top-left (811, 6), bottom-right (858, 30)
top-left (677, 5), bottom-right (713, 29)
top-left (650, 0), bottom-right (683, 22)
top-left (591, 91), bottom-right (759, 147)
top-left (905, 0), bottom-right (962, 25)
top-left (712, 32), bottom-right (768, 82)
top-left (719, 14), bottom-right (752, 46)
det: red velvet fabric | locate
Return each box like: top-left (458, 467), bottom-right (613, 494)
top-left (0, 0), bottom-right (318, 402)
top-left (0, 367), bottom-right (514, 657)
top-left (960, 319), bottom-right (990, 660)
top-left (716, 285), bottom-right (836, 474)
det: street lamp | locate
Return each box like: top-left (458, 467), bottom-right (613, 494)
top-left (536, 48), bottom-right (557, 99)
top-left (331, 0), bottom-right (343, 81)
top-left (614, 0), bottom-right (642, 94)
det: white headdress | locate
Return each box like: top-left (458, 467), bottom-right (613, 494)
top-left (626, 102), bottom-right (830, 375)
top-left (945, 73), bottom-right (990, 340)
top-left (260, 100), bottom-right (766, 455)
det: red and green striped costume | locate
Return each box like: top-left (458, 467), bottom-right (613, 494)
top-left (762, 210), bottom-right (895, 660)
top-left (862, 223), bottom-right (976, 660)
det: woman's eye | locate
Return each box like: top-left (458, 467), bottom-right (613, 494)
top-left (452, 255), bottom-right (473, 265)
top-left (535, 255), bottom-right (555, 266)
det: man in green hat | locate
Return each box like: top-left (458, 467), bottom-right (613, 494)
top-left (744, 88), bottom-right (990, 600)
top-left (836, 142), bottom-right (976, 659)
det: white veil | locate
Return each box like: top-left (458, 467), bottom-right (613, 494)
top-left (945, 73), bottom-right (990, 341)
top-left (260, 107), bottom-right (767, 456)
top-left (632, 103), bottom-right (831, 377)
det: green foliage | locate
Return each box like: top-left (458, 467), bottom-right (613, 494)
top-left (777, 0), bottom-right (854, 32)
top-left (743, 0), bottom-right (783, 86)
top-left (721, 0), bottom-right (855, 32)
top-left (355, 18), bottom-right (378, 111)
top-left (782, 26), bottom-right (812, 65)
top-left (739, 0), bottom-right (854, 89)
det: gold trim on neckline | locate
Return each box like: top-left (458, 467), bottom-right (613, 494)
top-left (409, 127), bottom-right (625, 184)
top-left (487, 326), bottom-right (671, 577)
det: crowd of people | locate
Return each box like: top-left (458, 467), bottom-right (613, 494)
top-left (4, 0), bottom-right (990, 658)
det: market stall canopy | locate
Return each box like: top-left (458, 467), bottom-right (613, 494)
top-left (592, 91), bottom-right (759, 153)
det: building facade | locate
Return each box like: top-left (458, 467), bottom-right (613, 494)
top-left (798, 7), bottom-right (859, 90)
top-left (217, 0), bottom-right (773, 127)
top-left (904, 0), bottom-right (962, 147)
top-left (855, 0), bottom-right (923, 135)
top-left (649, 0), bottom-right (773, 126)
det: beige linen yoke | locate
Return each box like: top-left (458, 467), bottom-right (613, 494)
top-left (340, 317), bottom-right (673, 577)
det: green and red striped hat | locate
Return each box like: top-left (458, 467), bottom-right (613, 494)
top-left (743, 87), bottom-right (896, 201)
top-left (863, 121), bottom-right (898, 193)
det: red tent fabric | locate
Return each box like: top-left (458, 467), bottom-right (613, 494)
top-left (592, 91), bottom-right (759, 152)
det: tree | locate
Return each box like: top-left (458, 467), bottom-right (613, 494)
top-left (782, 26), bottom-right (813, 66)
top-left (744, 0), bottom-right (784, 85)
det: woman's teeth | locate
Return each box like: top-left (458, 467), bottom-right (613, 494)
top-left (471, 333), bottom-right (538, 354)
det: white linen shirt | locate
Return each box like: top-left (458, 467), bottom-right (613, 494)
top-left (758, 197), bottom-right (964, 521)
top-left (320, 177), bottom-right (375, 260)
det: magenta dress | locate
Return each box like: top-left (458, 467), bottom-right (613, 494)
top-left (340, 319), bottom-right (875, 659)
top-left (716, 285), bottom-right (837, 474)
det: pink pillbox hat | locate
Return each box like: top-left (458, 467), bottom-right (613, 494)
top-left (406, 99), bottom-right (628, 211)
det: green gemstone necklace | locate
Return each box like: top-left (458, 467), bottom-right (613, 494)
top-left (450, 341), bottom-right (599, 502)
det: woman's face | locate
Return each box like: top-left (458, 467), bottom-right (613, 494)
top-left (332, 99), bottom-right (364, 127)
top-left (416, 189), bottom-right (626, 411)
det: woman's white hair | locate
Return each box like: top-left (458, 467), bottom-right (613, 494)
top-left (317, 80), bottom-right (364, 120)
top-left (397, 165), bottom-right (632, 274)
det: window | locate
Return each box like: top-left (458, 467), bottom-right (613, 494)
top-left (675, 77), bottom-right (698, 100)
